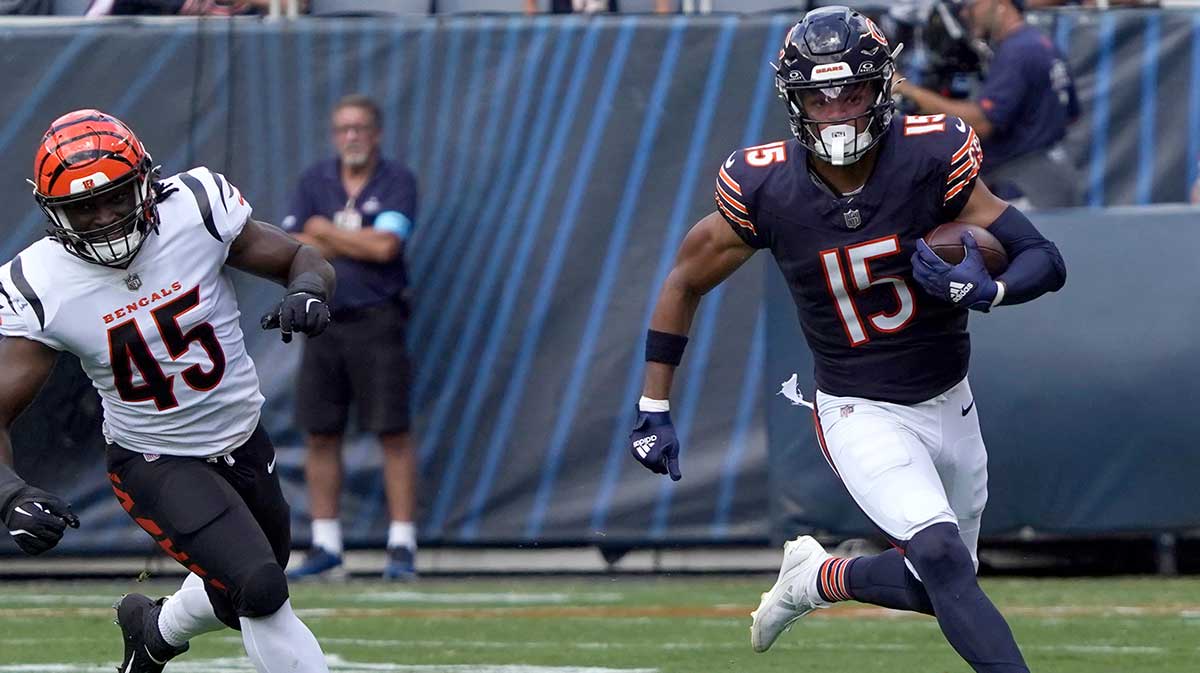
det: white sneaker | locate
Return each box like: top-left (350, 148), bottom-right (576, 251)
top-left (750, 535), bottom-right (832, 653)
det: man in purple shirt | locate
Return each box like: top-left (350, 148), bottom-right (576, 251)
top-left (281, 94), bottom-right (419, 581)
top-left (894, 0), bottom-right (1081, 207)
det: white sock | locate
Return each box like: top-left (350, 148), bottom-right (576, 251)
top-left (311, 519), bottom-right (342, 555)
top-left (240, 600), bottom-right (329, 673)
top-left (387, 521), bottom-right (416, 551)
top-left (157, 572), bottom-right (226, 647)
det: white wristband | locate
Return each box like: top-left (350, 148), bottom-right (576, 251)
top-left (638, 396), bottom-right (670, 413)
top-left (991, 280), bottom-right (1006, 308)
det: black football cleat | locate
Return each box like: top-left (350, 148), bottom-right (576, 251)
top-left (114, 593), bottom-right (189, 673)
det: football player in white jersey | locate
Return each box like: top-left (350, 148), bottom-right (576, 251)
top-left (0, 109), bottom-right (337, 673)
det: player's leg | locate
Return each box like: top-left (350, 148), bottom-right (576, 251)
top-left (346, 302), bottom-right (418, 580)
top-left (105, 447), bottom-right (271, 668)
top-left (752, 398), bottom-right (948, 652)
top-left (219, 425), bottom-right (329, 673)
top-left (932, 377), bottom-right (989, 570)
top-left (906, 379), bottom-right (1027, 672)
top-left (904, 522), bottom-right (1028, 673)
top-left (817, 387), bottom-right (1027, 673)
top-left (292, 330), bottom-right (352, 578)
top-left (154, 572), bottom-right (225, 647)
top-left (809, 397), bottom-right (948, 614)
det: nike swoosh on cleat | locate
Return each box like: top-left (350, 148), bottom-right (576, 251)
top-left (961, 400), bottom-right (975, 416)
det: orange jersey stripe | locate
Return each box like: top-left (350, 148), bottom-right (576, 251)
top-left (951, 129), bottom-right (977, 163)
top-left (718, 165), bottom-right (742, 195)
top-left (715, 197), bottom-right (757, 234)
top-left (715, 182), bottom-right (749, 214)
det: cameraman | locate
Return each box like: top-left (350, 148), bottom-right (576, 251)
top-left (894, 0), bottom-right (1081, 208)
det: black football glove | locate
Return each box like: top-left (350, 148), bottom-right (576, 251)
top-left (2, 485), bottom-right (80, 556)
top-left (261, 272), bottom-right (332, 343)
top-left (629, 407), bottom-right (682, 481)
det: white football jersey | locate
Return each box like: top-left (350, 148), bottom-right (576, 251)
top-left (0, 167), bottom-right (264, 457)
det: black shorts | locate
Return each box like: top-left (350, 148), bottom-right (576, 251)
top-left (105, 424), bottom-right (290, 630)
top-left (296, 298), bottom-right (412, 435)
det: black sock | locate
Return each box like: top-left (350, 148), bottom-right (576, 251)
top-left (907, 523), bottom-right (1029, 673)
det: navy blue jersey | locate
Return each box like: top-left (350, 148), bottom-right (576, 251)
top-left (282, 158), bottom-right (417, 313)
top-left (979, 25), bottom-right (1079, 168)
top-left (715, 115), bottom-right (984, 404)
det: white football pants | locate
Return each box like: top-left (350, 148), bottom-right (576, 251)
top-left (814, 376), bottom-right (988, 570)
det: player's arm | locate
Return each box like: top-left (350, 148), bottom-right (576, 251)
top-left (630, 212), bottom-right (757, 481)
top-left (644, 211), bottom-right (757, 398)
top-left (0, 336), bottom-right (79, 555)
top-left (227, 218), bottom-right (337, 343)
top-left (957, 180), bottom-right (1067, 306)
top-left (302, 215), bottom-right (402, 264)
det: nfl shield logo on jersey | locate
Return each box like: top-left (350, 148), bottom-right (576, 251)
top-left (843, 209), bottom-right (863, 229)
top-left (123, 272), bottom-right (142, 291)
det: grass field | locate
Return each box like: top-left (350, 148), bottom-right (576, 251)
top-left (0, 576), bottom-right (1196, 672)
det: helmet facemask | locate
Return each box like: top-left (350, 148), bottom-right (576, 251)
top-left (781, 77), bottom-right (896, 166)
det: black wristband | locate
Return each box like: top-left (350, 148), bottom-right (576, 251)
top-left (287, 271), bottom-right (327, 300)
top-left (645, 329), bottom-right (688, 367)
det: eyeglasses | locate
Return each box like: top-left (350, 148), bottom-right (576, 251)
top-left (333, 124), bottom-right (376, 136)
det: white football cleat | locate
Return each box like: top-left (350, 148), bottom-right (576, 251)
top-left (750, 535), bottom-right (832, 653)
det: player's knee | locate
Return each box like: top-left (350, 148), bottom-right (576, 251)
top-left (907, 522), bottom-right (975, 588)
top-left (236, 562), bottom-right (290, 618)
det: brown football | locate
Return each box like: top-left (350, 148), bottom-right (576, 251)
top-left (923, 222), bottom-right (1009, 275)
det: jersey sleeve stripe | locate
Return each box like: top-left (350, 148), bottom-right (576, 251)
top-left (211, 172), bottom-right (232, 214)
top-left (10, 256), bottom-right (45, 330)
top-left (715, 195), bottom-right (757, 234)
top-left (951, 128), bottom-right (976, 163)
top-left (715, 181), bottom-right (749, 215)
top-left (178, 173), bottom-right (222, 242)
top-left (946, 160), bottom-right (973, 183)
top-left (718, 165), bottom-right (743, 195)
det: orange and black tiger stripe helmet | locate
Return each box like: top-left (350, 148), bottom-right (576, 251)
top-left (32, 109), bottom-right (160, 267)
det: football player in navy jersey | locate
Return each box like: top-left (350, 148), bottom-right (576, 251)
top-left (629, 7), bottom-right (1064, 672)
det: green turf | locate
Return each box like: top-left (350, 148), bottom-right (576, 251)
top-left (0, 576), bottom-right (1196, 672)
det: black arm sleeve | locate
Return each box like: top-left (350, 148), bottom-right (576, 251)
top-left (989, 206), bottom-right (1067, 306)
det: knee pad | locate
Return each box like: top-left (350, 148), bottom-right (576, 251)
top-left (236, 563), bottom-right (290, 618)
top-left (906, 522), bottom-right (976, 588)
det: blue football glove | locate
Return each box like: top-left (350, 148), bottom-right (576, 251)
top-left (911, 232), bottom-right (999, 312)
top-left (629, 408), bottom-right (682, 481)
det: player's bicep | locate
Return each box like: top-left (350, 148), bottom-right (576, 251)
top-left (0, 336), bottom-right (57, 427)
top-left (955, 179), bottom-right (1011, 229)
top-left (226, 218), bottom-right (303, 284)
top-left (668, 211), bottom-right (757, 296)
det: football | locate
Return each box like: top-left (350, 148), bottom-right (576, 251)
top-left (923, 222), bottom-right (1009, 275)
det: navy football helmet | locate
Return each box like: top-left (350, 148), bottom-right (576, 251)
top-left (775, 6), bottom-right (901, 166)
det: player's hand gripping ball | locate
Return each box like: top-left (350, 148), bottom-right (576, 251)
top-left (629, 407), bottom-right (682, 482)
top-left (913, 224), bottom-right (1008, 312)
top-left (2, 485), bottom-right (80, 556)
